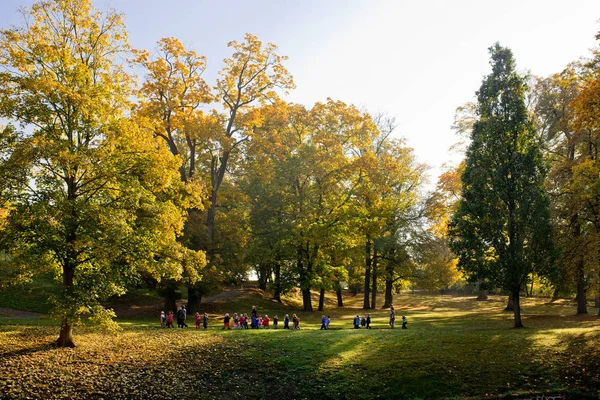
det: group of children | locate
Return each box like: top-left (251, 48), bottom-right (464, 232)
top-left (161, 305), bottom-right (407, 330)
top-left (353, 314), bottom-right (373, 329)
top-left (161, 305), bottom-right (303, 330)
top-left (160, 306), bottom-right (197, 329)
top-left (221, 312), bottom-right (274, 329)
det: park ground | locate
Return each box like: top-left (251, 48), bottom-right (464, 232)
top-left (0, 285), bottom-right (599, 400)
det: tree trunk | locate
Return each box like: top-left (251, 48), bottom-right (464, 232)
top-left (593, 228), bottom-right (600, 317)
top-left (371, 246), bottom-right (378, 309)
top-left (57, 222), bottom-right (77, 348)
top-left (302, 288), bottom-right (313, 312)
top-left (298, 245), bottom-right (313, 312)
top-left (597, 241), bottom-right (600, 317)
top-left (206, 187), bottom-right (218, 242)
top-left (257, 263), bottom-right (269, 291)
top-left (187, 286), bottom-right (202, 315)
top-left (273, 262), bottom-right (282, 302)
top-left (527, 274), bottom-right (534, 297)
top-left (336, 283), bottom-right (344, 307)
top-left (56, 319), bottom-right (75, 348)
top-left (383, 278), bottom-right (394, 309)
top-left (576, 256), bottom-right (587, 314)
top-left (551, 285), bottom-right (560, 302)
top-left (363, 237), bottom-right (371, 309)
top-left (476, 277), bottom-right (488, 301)
top-left (318, 287), bottom-right (325, 311)
top-left (383, 257), bottom-right (394, 309)
top-left (164, 291), bottom-right (177, 314)
top-left (504, 295), bottom-right (514, 311)
top-left (512, 290), bottom-right (523, 328)
top-left (573, 217), bottom-right (587, 314)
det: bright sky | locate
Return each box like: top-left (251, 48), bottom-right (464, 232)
top-left (2, 0), bottom-right (600, 184)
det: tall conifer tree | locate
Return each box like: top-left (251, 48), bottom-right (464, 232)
top-left (449, 44), bottom-right (553, 328)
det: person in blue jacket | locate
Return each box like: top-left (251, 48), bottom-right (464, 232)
top-left (320, 315), bottom-right (327, 330)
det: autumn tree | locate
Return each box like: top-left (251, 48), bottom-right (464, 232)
top-left (209, 34), bottom-right (294, 244)
top-left (241, 102), bottom-right (297, 301)
top-left (134, 37), bottom-right (213, 184)
top-left (353, 120), bottom-right (425, 309)
top-left (572, 31), bottom-right (600, 316)
top-left (0, 0), bottom-right (205, 346)
top-left (421, 164), bottom-right (464, 293)
top-left (285, 100), bottom-right (373, 311)
top-left (134, 37), bottom-right (213, 313)
top-left (533, 66), bottom-right (593, 312)
top-left (449, 44), bottom-right (553, 328)
top-left (241, 100), bottom-right (375, 311)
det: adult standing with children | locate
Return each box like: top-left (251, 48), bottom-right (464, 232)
top-left (389, 306), bottom-right (396, 329)
top-left (176, 306), bottom-right (184, 328)
top-left (181, 305), bottom-right (188, 328)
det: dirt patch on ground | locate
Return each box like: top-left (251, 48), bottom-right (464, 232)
top-left (0, 307), bottom-right (42, 319)
top-left (204, 287), bottom-right (263, 302)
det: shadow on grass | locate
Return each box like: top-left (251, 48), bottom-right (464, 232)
top-left (1, 295), bottom-right (599, 400)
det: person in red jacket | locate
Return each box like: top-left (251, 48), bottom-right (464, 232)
top-left (262, 315), bottom-right (270, 328)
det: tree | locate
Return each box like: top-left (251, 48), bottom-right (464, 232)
top-left (533, 66), bottom-right (593, 312)
top-left (287, 100), bottom-right (373, 311)
top-left (134, 37), bottom-right (213, 313)
top-left (449, 44), bottom-right (553, 328)
top-left (134, 37), bottom-right (213, 184)
top-left (423, 164), bottom-right (466, 293)
top-left (353, 121), bottom-right (425, 309)
top-left (209, 34), bottom-right (294, 244)
top-left (572, 31), bottom-right (600, 316)
top-left (0, 0), bottom-right (205, 346)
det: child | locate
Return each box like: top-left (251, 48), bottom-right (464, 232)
top-left (223, 313), bottom-right (231, 330)
top-left (258, 316), bottom-right (263, 329)
top-left (195, 312), bottom-right (201, 329)
top-left (326, 316), bottom-right (331, 330)
top-left (166, 311), bottom-right (174, 328)
top-left (262, 314), bottom-right (270, 329)
top-left (233, 313), bottom-right (239, 329)
top-left (366, 314), bottom-right (372, 329)
top-left (354, 315), bottom-right (360, 329)
top-left (402, 315), bottom-right (407, 329)
top-left (361, 315), bottom-right (366, 328)
top-left (244, 313), bottom-right (249, 329)
top-left (160, 311), bottom-right (166, 328)
top-left (239, 314), bottom-right (246, 329)
top-left (284, 314), bottom-right (290, 329)
top-left (292, 314), bottom-right (300, 330)
top-left (203, 312), bottom-right (208, 329)
top-left (273, 315), bottom-right (279, 329)
top-left (320, 314), bottom-right (327, 330)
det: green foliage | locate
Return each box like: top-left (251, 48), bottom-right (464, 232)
top-left (0, 0), bottom-right (206, 344)
top-left (449, 44), bottom-right (554, 324)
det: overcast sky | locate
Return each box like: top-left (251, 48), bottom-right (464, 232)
top-left (2, 0), bottom-right (600, 184)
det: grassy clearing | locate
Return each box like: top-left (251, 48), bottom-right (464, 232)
top-left (0, 291), bottom-right (599, 399)
top-left (0, 277), bottom-right (57, 314)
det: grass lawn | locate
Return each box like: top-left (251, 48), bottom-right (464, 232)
top-left (0, 291), bottom-right (599, 399)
